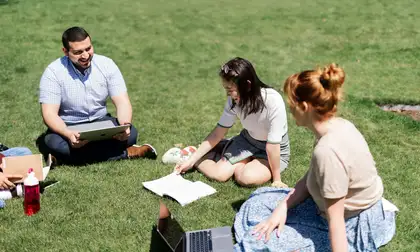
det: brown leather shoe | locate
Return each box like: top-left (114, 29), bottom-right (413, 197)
top-left (50, 154), bottom-right (60, 169)
top-left (127, 144), bottom-right (157, 160)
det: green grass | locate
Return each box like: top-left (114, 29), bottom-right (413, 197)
top-left (1, 0), bottom-right (420, 251)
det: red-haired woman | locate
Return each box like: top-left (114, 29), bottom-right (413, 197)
top-left (234, 64), bottom-right (397, 252)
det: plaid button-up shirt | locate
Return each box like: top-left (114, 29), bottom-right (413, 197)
top-left (39, 54), bottom-right (127, 124)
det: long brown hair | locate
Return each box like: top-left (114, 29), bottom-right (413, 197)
top-left (219, 57), bottom-right (271, 117)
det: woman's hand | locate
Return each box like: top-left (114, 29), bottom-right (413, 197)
top-left (0, 172), bottom-right (22, 190)
top-left (271, 180), bottom-right (288, 188)
top-left (174, 159), bottom-right (195, 174)
top-left (252, 189), bottom-right (295, 242)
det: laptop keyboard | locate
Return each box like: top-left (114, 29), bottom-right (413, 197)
top-left (189, 230), bottom-right (212, 252)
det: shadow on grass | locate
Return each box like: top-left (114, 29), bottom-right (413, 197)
top-left (0, 0), bottom-right (19, 6)
top-left (35, 132), bottom-right (93, 167)
top-left (231, 199), bottom-right (246, 212)
top-left (35, 132), bottom-right (121, 167)
top-left (35, 133), bottom-right (50, 163)
top-left (40, 180), bottom-right (60, 194)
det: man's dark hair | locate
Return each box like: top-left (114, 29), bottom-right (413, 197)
top-left (62, 26), bottom-right (90, 51)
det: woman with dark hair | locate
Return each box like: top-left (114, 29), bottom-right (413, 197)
top-left (175, 57), bottom-right (290, 187)
top-left (233, 64), bottom-right (397, 251)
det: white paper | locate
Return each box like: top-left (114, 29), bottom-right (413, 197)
top-left (142, 173), bottom-right (216, 206)
top-left (382, 197), bottom-right (399, 212)
top-left (43, 166), bottom-right (50, 181)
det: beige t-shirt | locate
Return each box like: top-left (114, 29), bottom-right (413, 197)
top-left (217, 88), bottom-right (288, 143)
top-left (306, 118), bottom-right (383, 218)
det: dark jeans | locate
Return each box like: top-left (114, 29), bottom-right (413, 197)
top-left (42, 115), bottom-right (138, 165)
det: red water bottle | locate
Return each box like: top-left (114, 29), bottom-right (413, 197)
top-left (23, 168), bottom-right (40, 216)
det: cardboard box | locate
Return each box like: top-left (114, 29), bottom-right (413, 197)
top-left (1, 154), bottom-right (51, 183)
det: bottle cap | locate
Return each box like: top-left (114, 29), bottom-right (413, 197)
top-left (24, 168), bottom-right (39, 186)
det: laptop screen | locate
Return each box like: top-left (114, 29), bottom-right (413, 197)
top-left (156, 202), bottom-right (185, 251)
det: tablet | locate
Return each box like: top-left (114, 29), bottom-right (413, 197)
top-left (67, 120), bottom-right (130, 141)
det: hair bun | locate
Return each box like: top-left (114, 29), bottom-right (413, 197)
top-left (320, 63), bottom-right (345, 90)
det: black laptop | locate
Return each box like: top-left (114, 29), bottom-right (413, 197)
top-left (156, 202), bottom-right (234, 252)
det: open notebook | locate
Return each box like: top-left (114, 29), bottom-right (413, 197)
top-left (142, 173), bottom-right (216, 206)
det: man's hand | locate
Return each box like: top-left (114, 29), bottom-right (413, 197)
top-left (0, 172), bottom-right (23, 190)
top-left (65, 129), bottom-right (89, 148)
top-left (113, 122), bottom-right (131, 141)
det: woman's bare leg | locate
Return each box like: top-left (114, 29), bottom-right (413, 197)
top-left (197, 157), bottom-right (251, 182)
top-left (234, 158), bottom-right (272, 186)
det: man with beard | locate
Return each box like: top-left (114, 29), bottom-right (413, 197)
top-left (38, 26), bottom-right (156, 165)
